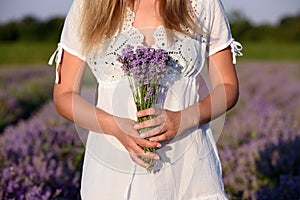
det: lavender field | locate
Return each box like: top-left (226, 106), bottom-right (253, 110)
top-left (0, 67), bottom-right (53, 132)
top-left (0, 62), bottom-right (299, 199)
top-left (219, 62), bottom-right (300, 199)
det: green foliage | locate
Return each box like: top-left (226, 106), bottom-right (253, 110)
top-left (0, 16), bottom-right (64, 42)
top-left (0, 41), bottom-right (57, 66)
top-left (239, 42), bottom-right (300, 61)
top-left (229, 11), bottom-right (300, 43)
top-left (279, 15), bottom-right (300, 42)
top-left (0, 12), bottom-right (299, 44)
top-left (0, 13), bottom-right (299, 65)
top-left (0, 22), bottom-right (19, 41)
top-left (228, 10), bottom-right (254, 42)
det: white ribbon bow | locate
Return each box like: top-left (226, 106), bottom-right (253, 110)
top-left (230, 40), bottom-right (243, 64)
top-left (48, 43), bottom-right (63, 83)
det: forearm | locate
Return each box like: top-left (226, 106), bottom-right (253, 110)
top-left (53, 90), bottom-right (114, 134)
top-left (181, 47), bottom-right (239, 129)
top-left (181, 83), bottom-right (239, 129)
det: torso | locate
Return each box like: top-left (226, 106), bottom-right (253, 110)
top-left (80, 0), bottom-right (229, 198)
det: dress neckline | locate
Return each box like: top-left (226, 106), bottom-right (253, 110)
top-left (126, 6), bottom-right (164, 30)
top-left (125, 7), bottom-right (165, 47)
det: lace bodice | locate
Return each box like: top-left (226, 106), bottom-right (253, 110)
top-left (85, 7), bottom-right (209, 87)
top-left (49, 0), bottom-right (242, 84)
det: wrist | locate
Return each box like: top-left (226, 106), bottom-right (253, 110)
top-left (180, 104), bottom-right (200, 131)
top-left (95, 109), bottom-right (116, 136)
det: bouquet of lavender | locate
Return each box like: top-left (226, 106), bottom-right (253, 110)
top-left (117, 45), bottom-right (169, 171)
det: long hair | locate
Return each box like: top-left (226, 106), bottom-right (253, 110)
top-left (80, 0), bottom-right (199, 54)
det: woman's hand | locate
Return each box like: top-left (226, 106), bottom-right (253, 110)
top-left (111, 116), bottom-right (161, 169)
top-left (133, 108), bottom-right (186, 142)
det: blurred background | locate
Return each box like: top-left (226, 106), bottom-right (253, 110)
top-left (0, 0), bottom-right (299, 199)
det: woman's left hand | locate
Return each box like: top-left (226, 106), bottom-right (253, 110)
top-left (134, 108), bottom-right (184, 142)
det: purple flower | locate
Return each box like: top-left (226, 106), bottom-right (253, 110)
top-left (117, 45), bottom-right (171, 172)
top-left (117, 45), bottom-right (170, 86)
top-left (0, 102), bottom-right (83, 199)
top-left (147, 87), bottom-right (154, 96)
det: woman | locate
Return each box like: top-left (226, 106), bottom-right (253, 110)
top-left (49, 0), bottom-right (242, 199)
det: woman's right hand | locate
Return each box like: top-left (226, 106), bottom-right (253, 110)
top-left (110, 116), bottom-right (161, 169)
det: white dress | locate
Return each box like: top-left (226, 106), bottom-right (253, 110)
top-left (49, 0), bottom-right (242, 199)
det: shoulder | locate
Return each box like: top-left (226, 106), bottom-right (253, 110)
top-left (190, 0), bottom-right (227, 16)
top-left (190, 0), bottom-right (226, 14)
top-left (190, 0), bottom-right (229, 28)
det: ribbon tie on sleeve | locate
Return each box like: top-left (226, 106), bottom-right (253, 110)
top-left (230, 40), bottom-right (243, 64)
top-left (48, 43), bottom-right (63, 83)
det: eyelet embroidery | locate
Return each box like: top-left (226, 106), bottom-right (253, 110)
top-left (49, 0), bottom-right (242, 85)
top-left (86, 0), bottom-right (210, 87)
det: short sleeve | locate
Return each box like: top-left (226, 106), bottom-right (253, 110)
top-left (192, 0), bottom-right (242, 64)
top-left (207, 0), bottom-right (233, 56)
top-left (59, 0), bottom-right (85, 61)
top-left (48, 0), bottom-right (85, 83)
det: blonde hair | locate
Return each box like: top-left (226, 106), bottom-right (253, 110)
top-left (80, 0), bottom-right (199, 54)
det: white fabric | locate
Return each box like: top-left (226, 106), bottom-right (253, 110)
top-left (48, 43), bottom-right (63, 83)
top-left (230, 40), bottom-right (243, 64)
top-left (48, 0), bottom-right (243, 199)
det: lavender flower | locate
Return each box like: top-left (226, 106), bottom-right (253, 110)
top-left (0, 59), bottom-right (299, 196)
top-left (0, 67), bottom-right (53, 131)
top-left (0, 102), bottom-right (83, 199)
top-left (117, 45), bottom-right (169, 87)
top-left (218, 62), bottom-right (300, 199)
top-left (117, 45), bottom-right (170, 172)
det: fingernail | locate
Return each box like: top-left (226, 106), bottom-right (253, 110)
top-left (156, 143), bottom-right (162, 148)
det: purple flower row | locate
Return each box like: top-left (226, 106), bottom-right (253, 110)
top-left (218, 62), bottom-right (300, 199)
top-left (0, 67), bottom-right (53, 131)
top-left (0, 102), bottom-right (84, 199)
top-left (0, 62), bottom-right (299, 199)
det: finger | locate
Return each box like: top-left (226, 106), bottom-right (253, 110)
top-left (134, 115), bottom-right (165, 130)
top-left (137, 137), bottom-right (162, 148)
top-left (139, 125), bottom-right (165, 139)
top-left (123, 129), bottom-right (140, 138)
top-left (130, 153), bottom-right (150, 169)
top-left (114, 118), bottom-right (140, 138)
top-left (137, 107), bottom-right (163, 118)
top-left (129, 148), bottom-right (160, 169)
top-left (148, 133), bottom-right (169, 142)
top-left (137, 151), bottom-right (160, 161)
